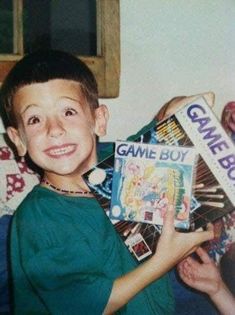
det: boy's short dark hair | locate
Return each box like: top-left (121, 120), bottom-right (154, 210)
top-left (0, 50), bottom-right (99, 128)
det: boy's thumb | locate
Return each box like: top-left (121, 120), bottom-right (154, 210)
top-left (163, 205), bottom-right (174, 229)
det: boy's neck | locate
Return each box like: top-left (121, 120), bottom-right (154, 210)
top-left (41, 175), bottom-right (93, 197)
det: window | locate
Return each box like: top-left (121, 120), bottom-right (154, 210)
top-left (0, 0), bottom-right (120, 97)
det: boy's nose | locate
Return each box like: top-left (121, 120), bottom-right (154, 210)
top-left (47, 118), bottom-right (65, 138)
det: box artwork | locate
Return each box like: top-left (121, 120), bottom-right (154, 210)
top-left (110, 141), bottom-right (197, 229)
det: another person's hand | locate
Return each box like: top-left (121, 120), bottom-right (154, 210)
top-left (178, 247), bottom-right (235, 315)
top-left (177, 247), bottom-right (222, 296)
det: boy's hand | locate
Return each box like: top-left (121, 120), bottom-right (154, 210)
top-left (177, 247), bottom-right (222, 296)
top-left (104, 208), bottom-right (214, 315)
top-left (153, 207), bottom-right (214, 273)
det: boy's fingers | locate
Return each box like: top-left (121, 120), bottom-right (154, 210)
top-left (162, 205), bottom-right (174, 230)
top-left (195, 223), bottom-right (214, 234)
top-left (206, 222), bottom-right (214, 232)
top-left (190, 228), bottom-right (214, 246)
top-left (193, 223), bottom-right (214, 244)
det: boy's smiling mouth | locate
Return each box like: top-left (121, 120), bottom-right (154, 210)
top-left (44, 144), bottom-right (77, 158)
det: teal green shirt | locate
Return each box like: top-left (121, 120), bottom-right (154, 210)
top-left (11, 185), bottom-right (174, 314)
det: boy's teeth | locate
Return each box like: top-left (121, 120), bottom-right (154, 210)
top-left (50, 145), bottom-right (73, 155)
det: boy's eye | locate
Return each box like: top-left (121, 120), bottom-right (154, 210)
top-left (64, 108), bottom-right (77, 116)
top-left (27, 116), bottom-right (40, 125)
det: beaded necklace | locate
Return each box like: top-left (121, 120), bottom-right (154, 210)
top-left (41, 178), bottom-right (93, 196)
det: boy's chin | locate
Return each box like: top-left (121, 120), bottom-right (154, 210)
top-left (45, 163), bottom-right (90, 177)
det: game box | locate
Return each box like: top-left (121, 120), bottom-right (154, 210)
top-left (83, 97), bottom-right (235, 261)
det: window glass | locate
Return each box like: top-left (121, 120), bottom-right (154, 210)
top-left (23, 0), bottom-right (97, 55)
top-left (0, 0), bottom-right (13, 53)
top-left (11, 0), bottom-right (97, 56)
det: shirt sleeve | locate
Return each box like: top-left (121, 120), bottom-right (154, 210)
top-left (22, 236), bottom-right (113, 315)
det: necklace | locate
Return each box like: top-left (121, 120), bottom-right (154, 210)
top-left (41, 178), bottom-right (93, 196)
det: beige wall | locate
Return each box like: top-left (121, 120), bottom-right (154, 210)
top-left (102, 0), bottom-right (235, 142)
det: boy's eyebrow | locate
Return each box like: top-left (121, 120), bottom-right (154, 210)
top-left (20, 97), bottom-right (83, 115)
top-left (20, 104), bottom-right (39, 115)
top-left (59, 96), bottom-right (83, 105)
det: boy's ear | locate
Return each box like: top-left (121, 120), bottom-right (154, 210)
top-left (94, 104), bottom-right (109, 137)
top-left (7, 127), bottom-right (27, 156)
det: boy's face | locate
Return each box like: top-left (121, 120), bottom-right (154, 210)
top-left (7, 79), bottom-right (108, 178)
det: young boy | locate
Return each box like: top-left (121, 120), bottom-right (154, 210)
top-left (0, 50), bottom-right (214, 315)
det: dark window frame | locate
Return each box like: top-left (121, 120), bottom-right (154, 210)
top-left (0, 0), bottom-right (120, 98)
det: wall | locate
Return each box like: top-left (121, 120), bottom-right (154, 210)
top-left (1, 1), bottom-right (235, 138)
top-left (102, 0), bottom-right (235, 142)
